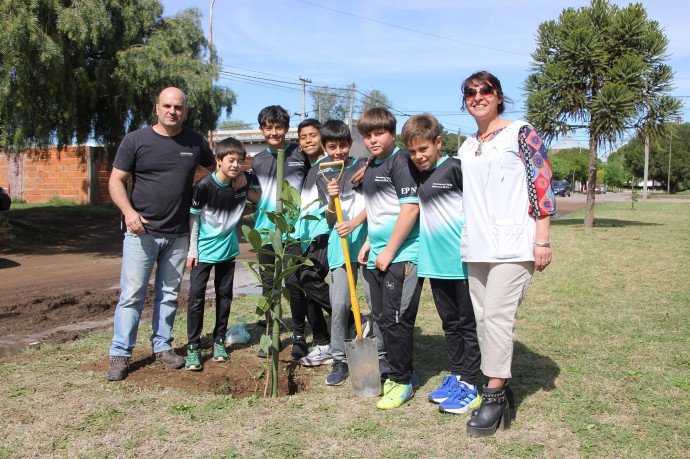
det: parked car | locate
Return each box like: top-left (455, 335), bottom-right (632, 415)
top-left (595, 184), bottom-right (606, 194)
top-left (0, 187), bottom-right (10, 211)
top-left (553, 180), bottom-right (571, 197)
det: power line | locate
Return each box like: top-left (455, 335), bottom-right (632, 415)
top-left (291, 0), bottom-right (529, 57)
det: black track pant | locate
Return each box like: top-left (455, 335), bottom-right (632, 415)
top-left (187, 258), bottom-right (236, 346)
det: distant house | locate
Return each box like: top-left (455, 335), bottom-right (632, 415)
top-left (550, 136), bottom-right (586, 153)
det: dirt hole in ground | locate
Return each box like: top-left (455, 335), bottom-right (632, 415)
top-left (81, 343), bottom-right (316, 398)
top-left (1, 285), bottom-right (316, 398)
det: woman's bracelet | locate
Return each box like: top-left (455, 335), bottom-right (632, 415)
top-left (534, 241), bottom-right (551, 248)
top-left (326, 207), bottom-right (335, 214)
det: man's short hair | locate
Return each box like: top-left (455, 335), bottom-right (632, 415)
top-left (320, 120), bottom-right (352, 144)
top-left (357, 107), bottom-right (396, 136)
top-left (214, 137), bottom-right (247, 161)
top-left (258, 105), bottom-right (290, 128)
top-left (401, 114), bottom-right (442, 146)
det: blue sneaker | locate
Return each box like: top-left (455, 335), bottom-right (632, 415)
top-left (428, 375), bottom-right (461, 404)
top-left (439, 381), bottom-right (481, 415)
top-left (326, 361), bottom-right (349, 386)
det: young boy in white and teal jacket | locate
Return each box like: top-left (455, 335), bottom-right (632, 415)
top-left (402, 113), bottom-right (481, 415)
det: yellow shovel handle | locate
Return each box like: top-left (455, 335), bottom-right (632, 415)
top-left (331, 195), bottom-right (363, 338)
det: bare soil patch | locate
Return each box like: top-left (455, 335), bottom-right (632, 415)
top-left (0, 206), bottom-right (312, 397)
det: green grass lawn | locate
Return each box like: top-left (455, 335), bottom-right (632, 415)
top-left (1, 202), bottom-right (689, 458)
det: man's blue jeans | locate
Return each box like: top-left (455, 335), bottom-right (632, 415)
top-left (109, 232), bottom-right (189, 357)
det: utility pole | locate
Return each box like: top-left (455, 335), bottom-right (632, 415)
top-left (668, 116), bottom-right (683, 195)
top-left (668, 131), bottom-right (672, 195)
top-left (299, 76), bottom-right (311, 121)
top-left (457, 128), bottom-right (462, 156)
top-left (348, 83), bottom-right (355, 129)
top-left (642, 132), bottom-right (649, 201)
top-left (208, 0), bottom-right (217, 148)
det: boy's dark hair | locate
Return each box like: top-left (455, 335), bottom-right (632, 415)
top-left (356, 107), bottom-right (396, 136)
top-left (401, 114), bottom-right (442, 146)
top-left (257, 105), bottom-right (290, 128)
top-left (214, 137), bottom-right (246, 161)
top-left (461, 70), bottom-right (512, 115)
top-left (297, 118), bottom-right (321, 134)
top-left (320, 119), bottom-right (352, 144)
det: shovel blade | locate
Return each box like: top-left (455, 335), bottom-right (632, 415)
top-left (344, 336), bottom-right (381, 398)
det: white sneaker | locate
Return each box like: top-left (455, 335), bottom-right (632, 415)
top-left (299, 344), bottom-right (333, 367)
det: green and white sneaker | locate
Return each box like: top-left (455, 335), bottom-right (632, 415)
top-left (185, 345), bottom-right (202, 371)
top-left (377, 381), bottom-right (415, 410)
top-left (212, 338), bottom-right (229, 362)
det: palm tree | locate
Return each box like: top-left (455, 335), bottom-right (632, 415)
top-left (525, 0), bottom-right (680, 227)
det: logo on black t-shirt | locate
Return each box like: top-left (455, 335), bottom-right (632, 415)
top-left (180, 151), bottom-right (194, 156)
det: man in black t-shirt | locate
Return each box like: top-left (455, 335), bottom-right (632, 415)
top-left (107, 87), bottom-right (215, 381)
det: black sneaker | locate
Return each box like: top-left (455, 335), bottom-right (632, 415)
top-left (326, 361), bottom-right (349, 386)
top-left (291, 335), bottom-right (308, 361)
top-left (107, 356), bottom-right (130, 381)
top-left (155, 349), bottom-right (185, 369)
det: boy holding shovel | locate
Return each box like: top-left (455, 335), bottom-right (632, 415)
top-left (320, 120), bottom-right (380, 386)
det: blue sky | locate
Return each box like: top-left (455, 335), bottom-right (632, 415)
top-left (160, 0), bottom-right (690, 154)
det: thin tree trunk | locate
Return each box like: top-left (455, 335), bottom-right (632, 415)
top-left (584, 135), bottom-right (598, 228)
top-left (271, 148), bottom-right (286, 397)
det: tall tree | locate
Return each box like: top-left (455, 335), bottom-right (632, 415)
top-left (358, 89), bottom-right (392, 116)
top-left (218, 119), bottom-right (252, 130)
top-left (309, 86), bottom-right (350, 122)
top-left (602, 153), bottom-right (628, 189)
top-left (618, 123), bottom-right (690, 193)
top-left (440, 128), bottom-right (465, 157)
top-left (525, 0), bottom-right (681, 227)
top-left (549, 148), bottom-right (590, 187)
top-left (0, 1), bottom-right (235, 158)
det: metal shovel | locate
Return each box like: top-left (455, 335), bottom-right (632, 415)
top-left (319, 161), bottom-right (380, 397)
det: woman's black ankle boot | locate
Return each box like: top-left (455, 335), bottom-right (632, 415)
top-left (466, 386), bottom-right (511, 436)
top-left (471, 383), bottom-right (516, 419)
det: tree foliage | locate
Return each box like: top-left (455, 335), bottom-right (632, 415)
top-left (601, 153), bottom-right (628, 189)
top-left (309, 86), bottom-right (350, 122)
top-left (358, 89), bottom-right (392, 116)
top-left (617, 123), bottom-right (690, 192)
top-left (0, 1), bottom-right (235, 157)
top-left (440, 129), bottom-right (465, 157)
top-left (218, 119), bottom-right (252, 130)
top-left (524, 0), bottom-right (681, 226)
top-left (309, 86), bottom-right (393, 122)
top-left (549, 148), bottom-right (590, 185)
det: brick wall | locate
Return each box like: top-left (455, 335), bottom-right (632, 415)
top-left (0, 148), bottom-right (251, 205)
top-left (0, 157), bottom-right (8, 191)
top-left (0, 147), bottom-right (111, 205)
